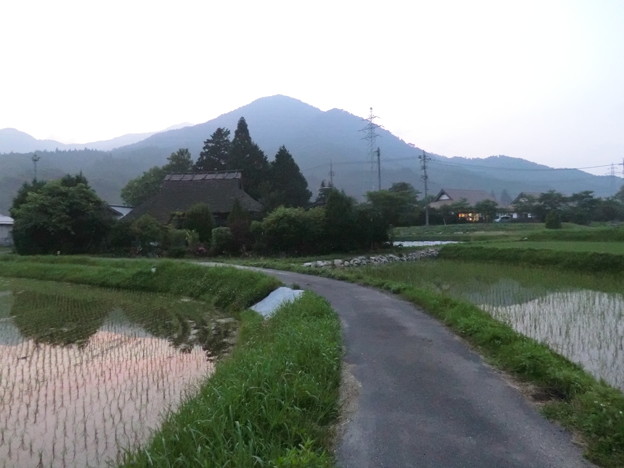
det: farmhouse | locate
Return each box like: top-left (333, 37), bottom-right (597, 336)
top-left (0, 214), bottom-right (13, 246)
top-left (126, 171), bottom-right (263, 225)
top-left (509, 192), bottom-right (541, 220)
top-left (428, 188), bottom-right (497, 222)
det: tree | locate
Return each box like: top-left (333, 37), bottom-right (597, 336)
top-left (10, 179), bottom-right (46, 216)
top-left (195, 128), bottom-right (232, 172)
top-left (229, 117), bottom-right (270, 200)
top-left (120, 148), bottom-right (193, 206)
top-left (565, 190), bottom-right (598, 225)
top-left (535, 190), bottom-right (565, 221)
top-left (227, 198), bottom-right (252, 252)
top-left (182, 202), bottom-right (213, 243)
top-left (322, 188), bottom-right (358, 252)
top-left (265, 146), bottom-right (311, 210)
top-left (474, 199), bottom-right (499, 222)
top-left (121, 166), bottom-right (166, 206)
top-left (11, 175), bottom-right (113, 254)
top-left (367, 182), bottom-right (420, 226)
top-left (164, 148), bottom-right (193, 173)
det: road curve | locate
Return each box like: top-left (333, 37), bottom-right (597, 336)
top-left (252, 267), bottom-right (592, 468)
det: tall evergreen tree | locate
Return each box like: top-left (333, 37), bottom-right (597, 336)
top-left (229, 117), bottom-right (269, 200)
top-left (266, 146), bottom-right (311, 210)
top-left (195, 128), bottom-right (231, 172)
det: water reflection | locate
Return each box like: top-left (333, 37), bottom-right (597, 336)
top-left (0, 280), bottom-right (236, 467)
top-left (465, 281), bottom-right (624, 391)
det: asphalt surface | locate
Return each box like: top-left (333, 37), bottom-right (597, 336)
top-left (253, 267), bottom-right (592, 468)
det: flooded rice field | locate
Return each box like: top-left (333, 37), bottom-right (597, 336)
top-left (0, 278), bottom-right (237, 467)
top-left (461, 279), bottom-right (624, 391)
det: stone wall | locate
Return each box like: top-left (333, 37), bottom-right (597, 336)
top-left (302, 248), bottom-right (439, 268)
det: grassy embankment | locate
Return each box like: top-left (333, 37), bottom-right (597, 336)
top-left (241, 226), bottom-right (624, 467)
top-left (0, 256), bottom-right (342, 467)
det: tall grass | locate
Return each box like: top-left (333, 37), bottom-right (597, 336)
top-left (122, 293), bottom-right (341, 467)
top-left (0, 256), bottom-right (280, 313)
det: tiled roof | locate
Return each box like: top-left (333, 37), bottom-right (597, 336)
top-left (126, 172), bottom-right (262, 224)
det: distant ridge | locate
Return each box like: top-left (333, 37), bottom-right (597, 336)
top-left (0, 95), bottom-right (621, 213)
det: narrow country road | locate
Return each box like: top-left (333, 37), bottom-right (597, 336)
top-left (252, 267), bottom-right (592, 468)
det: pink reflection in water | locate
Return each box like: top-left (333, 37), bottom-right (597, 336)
top-left (0, 316), bottom-right (214, 467)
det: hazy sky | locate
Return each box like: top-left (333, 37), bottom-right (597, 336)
top-left (1, 0), bottom-right (623, 175)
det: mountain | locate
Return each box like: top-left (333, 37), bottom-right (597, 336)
top-left (1, 95), bottom-right (622, 213)
top-left (0, 128), bottom-right (71, 153)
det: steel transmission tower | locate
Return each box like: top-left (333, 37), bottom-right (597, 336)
top-left (360, 107), bottom-right (381, 190)
top-left (419, 151), bottom-right (431, 226)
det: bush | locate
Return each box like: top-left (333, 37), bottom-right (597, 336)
top-left (545, 211), bottom-right (562, 229)
top-left (211, 227), bottom-right (235, 255)
top-left (260, 206), bottom-right (325, 254)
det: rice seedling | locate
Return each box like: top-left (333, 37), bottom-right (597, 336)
top-left (0, 278), bottom-right (235, 467)
top-left (357, 260), bottom-right (624, 391)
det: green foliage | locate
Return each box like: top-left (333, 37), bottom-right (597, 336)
top-left (164, 148), bottom-right (194, 173)
top-left (195, 127), bottom-right (232, 172)
top-left (121, 293), bottom-right (341, 467)
top-left (11, 176), bottom-right (113, 255)
top-left (120, 148), bottom-right (193, 206)
top-left (0, 256), bottom-right (280, 313)
top-left (182, 202), bottom-right (213, 243)
top-left (211, 226), bottom-right (235, 255)
top-left (120, 166), bottom-right (165, 206)
top-left (260, 206), bottom-right (325, 254)
top-left (366, 182), bottom-right (419, 227)
top-left (10, 179), bottom-right (46, 216)
top-left (227, 198), bottom-right (252, 252)
top-left (474, 199), bottom-right (499, 222)
top-left (545, 211), bottom-right (562, 229)
top-left (323, 188), bottom-right (358, 252)
top-left (229, 117), bottom-right (270, 200)
top-left (439, 244), bottom-right (624, 274)
top-left (130, 214), bottom-right (166, 254)
top-left (265, 146), bottom-right (311, 210)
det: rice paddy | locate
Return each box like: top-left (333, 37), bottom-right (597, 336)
top-left (359, 260), bottom-right (624, 391)
top-left (0, 277), bottom-right (237, 467)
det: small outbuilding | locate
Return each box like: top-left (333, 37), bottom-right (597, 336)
top-left (0, 214), bottom-right (14, 246)
top-left (125, 171), bottom-right (263, 225)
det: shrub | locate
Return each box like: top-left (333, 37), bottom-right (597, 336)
top-left (260, 206), bottom-right (325, 254)
top-left (545, 211), bottom-right (562, 229)
top-left (211, 227), bottom-right (235, 255)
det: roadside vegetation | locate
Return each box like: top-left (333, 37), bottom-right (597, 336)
top-left (0, 256), bottom-right (342, 466)
top-left (241, 240), bottom-right (624, 467)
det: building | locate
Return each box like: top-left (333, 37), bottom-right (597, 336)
top-left (0, 214), bottom-right (14, 246)
top-left (428, 188), bottom-right (497, 222)
top-left (108, 205), bottom-right (133, 220)
top-left (125, 171), bottom-right (263, 225)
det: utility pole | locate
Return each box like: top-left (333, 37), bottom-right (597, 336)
top-left (32, 153), bottom-right (40, 182)
top-left (419, 151), bottom-right (431, 226)
top-left (376, 147), bottom-right (381, 191)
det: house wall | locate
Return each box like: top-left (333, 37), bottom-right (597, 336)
top-left (0, 224), bottom-right (13, 246)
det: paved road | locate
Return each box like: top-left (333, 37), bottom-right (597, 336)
top-left (253, 267), bottom-right (592, 468)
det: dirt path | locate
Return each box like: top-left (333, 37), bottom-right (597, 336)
top-left (251, 267), bottom-right (592, 468)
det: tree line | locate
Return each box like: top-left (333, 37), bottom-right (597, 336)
top-left (121, 117), bottom-right (311, 212)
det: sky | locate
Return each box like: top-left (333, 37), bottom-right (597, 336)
top-left (1, 0), bottom-right (623, 175)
